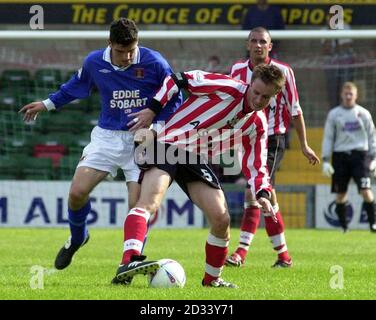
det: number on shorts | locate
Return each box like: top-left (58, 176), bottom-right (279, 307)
top-left (360, 177), bottom-right (371, 189)
top-left (201, 169), bottom-right (213, 182)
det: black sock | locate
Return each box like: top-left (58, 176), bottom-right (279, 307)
top-left (362, 201), bottom-right (376, 229)
top-left (335, 203), bottom-right (347, 230)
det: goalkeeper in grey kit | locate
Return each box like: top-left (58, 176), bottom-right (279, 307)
top-left (321, 82), bottom-right (376, 232)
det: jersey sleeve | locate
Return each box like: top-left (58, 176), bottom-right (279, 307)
top-left (153, 58), bottom-right (183, 123)
top-left (321, 110), bottom-right (336, 160)
top-left (241, 113), bottom-right (272, 198)
top-left (283, 67), bottom-right (302, 117)
top-left (365, 110), bottom-right (376, 159)
top-left (229, 64), bottom-right (237, 78)
top-left (229, 62), bottom-right (244, 80)
top-left (183, 70), bottom-right (243, 99)
top-left (48, 56), bottom-right (94, 109)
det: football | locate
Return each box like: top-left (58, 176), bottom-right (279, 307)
top-left (148, 259), bottom-right (186, 288)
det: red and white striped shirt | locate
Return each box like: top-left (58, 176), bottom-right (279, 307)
top-left (153, 70), bottom-right (271, 197)
top-left (230, 58), bottom-right (302, 136)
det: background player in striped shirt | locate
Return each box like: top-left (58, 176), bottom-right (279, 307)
top-left (322, 82), bottom-right (376, 232)
top-left (19, 18), bottom-right (182, 271)
top-left (226, 27), bottom-right (320, 268)
top-left (112, 64), bottom-right (285, 288)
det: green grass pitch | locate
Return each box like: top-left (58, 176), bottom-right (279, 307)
top-left (1, 228), bottom-right (375, 300)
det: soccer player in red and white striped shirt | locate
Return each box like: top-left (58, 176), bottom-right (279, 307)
top-left (112, 64), bottom-right (285, 288)
top-left (226, 27), bottom-right (320, 268)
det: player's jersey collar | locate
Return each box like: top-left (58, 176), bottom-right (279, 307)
top-left (248, 57), bottom-right (271, 71)
top-left (103, 46), bottom-right (140, 71)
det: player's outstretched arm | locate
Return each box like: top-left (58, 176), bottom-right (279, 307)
top-left (292, 114), bottom-right (320, 165)
top-left (19, 101), bottom-right (47, 122)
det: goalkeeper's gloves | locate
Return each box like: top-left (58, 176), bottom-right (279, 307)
top-left (370, 159), bottom-right (376, 178)
top-left (322, 162), bottom-right (334, 177)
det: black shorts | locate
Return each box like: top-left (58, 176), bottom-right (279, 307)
top-left (136, 141), bottom-right (221, 199)
top-left (267, 134), bottom-right (286, 186)
top-left (331, 151), bottom-right (372, 193)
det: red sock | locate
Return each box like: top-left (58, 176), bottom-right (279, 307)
top-left (264, 210), bottom-right (291, 262)
top-left (203, 234), bottom-right (228, 285)
top-left (235, 206), bottom-right (261, 260)
top-left (121, 208), bottom-right (150, 264)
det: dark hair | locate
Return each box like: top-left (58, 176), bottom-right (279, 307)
top-left (110, 18), bottom-right (138, 46)
top-left (251, 64), bottom-right (285, 92)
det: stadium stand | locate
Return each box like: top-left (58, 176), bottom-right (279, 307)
top-left (0, 154), bottom-right (54, 180)
top-left (57, 155), bottom-right (80, 180)
top-left (0, 156), bottom-right (23, 179)
top-left (1, 69), bottom-right (31, 89)
top-left (34, 68), bottom-right (63, 90)
top-left (21, 156), bottom-right (54, 180)
top-left (0, 62), bottom-right (100, 178)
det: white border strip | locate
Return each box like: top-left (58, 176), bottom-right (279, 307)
top-left (1, 30), bottom-right (376, 40)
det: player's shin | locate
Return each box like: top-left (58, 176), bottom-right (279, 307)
top-left (362, 201), bottom-right (376, 231)
top-left (264, 204), bottom-right (291, 262)
top-left (235, 204), bottom-right (261, 261)
top-left (203, 233), bottom-right (229, 285)
top-left (140, 209), bottom-right (157, 255)
top-left (122, 207), bottom-right (151, 264)
top-left (68, 201), bottom-right (90, 246)
top-left (335, 202), bottom-right (348, 231)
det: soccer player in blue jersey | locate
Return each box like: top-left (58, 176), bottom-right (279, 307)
top-left (19, 18), bottom-right (183, 272)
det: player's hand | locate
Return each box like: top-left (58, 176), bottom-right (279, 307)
top-left (302, 145), bottom-right (320, 165)
top-left (322, 162), bottom-right (334, 177)
top-left (128, 108), bottom-right (156, 133)
top-left (257, 197), bottom-right (277, 223)
top-left (370, 159), bottom-right (376, 178)
top-left (19, 101), bottom-right (47, 122)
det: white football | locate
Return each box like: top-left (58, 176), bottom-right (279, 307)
top-left (148, 259), bottom-right (186, 288)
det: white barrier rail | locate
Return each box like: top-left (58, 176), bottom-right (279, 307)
top-left (0, 29), bottom-right (376, 40)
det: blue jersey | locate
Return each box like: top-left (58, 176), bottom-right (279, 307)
top-left (48, 46), bottom-right (182, 130)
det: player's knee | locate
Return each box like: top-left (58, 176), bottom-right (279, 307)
top-left (69, 187), bottom-right (89, 208)
top-left (361, 189), bottom-right (374, 202)
top-left (211, 211), bottom-right (230, 234)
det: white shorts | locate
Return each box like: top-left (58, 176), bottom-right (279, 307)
top-left (77, 126), bottom-right (140, 182)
